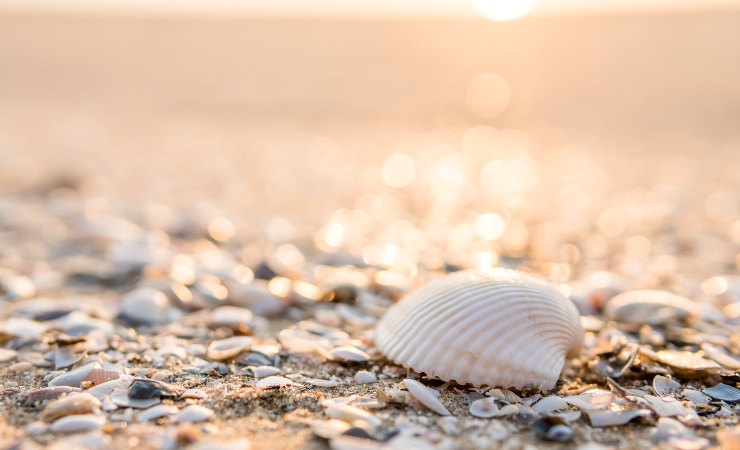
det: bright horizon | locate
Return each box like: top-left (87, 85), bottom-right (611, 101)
top-left (1, 0), bottom-right (740, 18)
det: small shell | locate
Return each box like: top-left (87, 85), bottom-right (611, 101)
top-left (41, 393), bottom-right (101, 422)
top-left (653, 350), bottom-right (721, 374)
top-left (703, 383), bottom-right (740, 402)
top-left (120, 287), bottom-right (179, 325)
top-left (402, 379), bottom-right (450, 416)
top-left (50, 414), bottom-right (105, 434)
top-left (48, 362), bottom-right (101, 387)
top-left (532, 396), bottom-right (569, 414)
top-left (330, 346), bottom-right (370, 363)
top-left (469, 398), bottom-right (499, 418)
top-left (23, 386), bottom-right (81, 406)
top-left (682, 389), bottom-right (712, 406)
top-left (310, 419), bottom-right (352, 439)
top-left (211, 306), bottom-right (253, 329)
top-left (604, 290), bottom-right (701, 325)
top-left (180, 389), bottom-right (208, 400)
top-left (256, 376), bottom-right (298, 389)
top-left (137, 404), bottom-right (179, 422)
top-left (643, 395), bottom-right (694, 417)
top-left (652, 375), bottom-right (681, 397)
top-left (110, 389), bottom-right (161, 409)
top-left (587, 409), bottom-right (651, 427)
top-left (375, 269), bottom-right (584, 389)
top-left (701, 343), bottom-right (740, 370)
top-left (564, 390), bottom-right (613, 411)
top-left (249, 366), bottom-right (282, 378)
top-left (354, 371), bottom-right (377, 384)
top-left (173, 405), bottom-right (214, 424)
top-left (207, 336), bottom-right (253, 360)
top-left (325, 404), bottom-right (381, 428)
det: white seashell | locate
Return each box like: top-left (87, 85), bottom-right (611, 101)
top-left (564, 390), bottom-right (613, 411)
top-left (701, 343), bottom-right (740, 370)
top-left (681, 389), bottom-right (712, 406)
top-left (137, 404), bottom-right (179, 422)
top-left (587, 409), bottom-right (651, 427)
top-left (604, 290), bottom-right (701, 325)
top-left (469, 398), bottom-right (499, 418)
top-left (354, 371), bottom-right (377, 384)
top-left (643, 395), bottom-right (694, 418)
top-left (402, 379), bottom-right (450, 416)
top-left (325, 403), bottom-right (381, 428)
top-left (487, 388), bottom-right (521, 404)
top-left (250, 366), bottom-right (282, 378)
top-left (110, 389), bottom-right (160, 409)
top-left (48, 362), bottom-right (101, 388)
top-left (310, 419), bottom-right (352, 439)
top-left (180, 388), bottom-right (208, 400)
top-left (86, 376), bottom-right (134, 400)
top-left (330, 346), bottom-right (370, 362)
top-left (173, 404), bottom-right (214, 424)
top-left (652, 375), bottom-right (681, 397)
top-left (375, 269), bottom-right (584, 389)
top-left (50, 414), bottom-right (105, 434)
top-left (211, 306), bottom-right (253, 329)
top-left (301, 377), bottom-right (340, 388)
top-left (493, 404), bottom-right (519, 416)
top-left (256, 376), bottom-right (298, 389)
top-left (206, 336), bottom-right (253, 360)
top-left (41, 393), bottom-right (101, 422)
top-left (120, 287), bottom-right (180, 325)
top-left (532, 396), bottom-right (569, 414)
top-left (0, 348), bottom-right (17, 363)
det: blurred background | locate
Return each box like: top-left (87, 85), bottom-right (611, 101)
top-left (2, 0), bottom-right (740, 277)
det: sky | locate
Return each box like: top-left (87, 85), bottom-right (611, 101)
top-left (1, 0), bottom-right (739, 18)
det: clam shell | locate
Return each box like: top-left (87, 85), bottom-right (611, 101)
top-left (50, 414), bottom-right (105, 434)
top-left (402, 379), bottom-right (450, 416)
top-left (469, 398), bottom-right (499, 418)
top-left (173, 404), bottom-right (214, 424)
top-left (703, 383), bottom-right (740, 402)
top-left (604, 290), bottom-right (701, 325)
top-left (374, 269), bottom-right (584, 389)
top-left (41, 393), bottom-right (101, 422)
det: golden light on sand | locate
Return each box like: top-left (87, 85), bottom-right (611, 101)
top-left (472, 0), bottom-right (537, 21)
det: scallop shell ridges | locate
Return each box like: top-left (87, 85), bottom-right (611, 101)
top-left (374, 268), bottom-right (584, 390)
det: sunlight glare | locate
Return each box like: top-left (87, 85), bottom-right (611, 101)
top-left (473, 0), bottom-right (537, 21)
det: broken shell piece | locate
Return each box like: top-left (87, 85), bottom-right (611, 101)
top-left (173, 405), bottom-right (214, 424)
top-left (311, 419), bottom-right (352, 440)
top-left (703, 383), bottom-right (740, 402)
top-left (41, 393), bottom-right (101, 422)
top-left (82, 369), bottom-right (120, 387)
top-left (652, 375), bottom-right (681, 397)
top-left (180, 389), bottom-right (208, 400)
top-left (533, 396), bottom-right (569, 414)
top-left (255, 376), bottom-right (298, 389)
top-left (653, 350), bottom-right (721, 374)
top-left (206, 336), bottom-right (253, 360)
top-left (302, 377), bottom-right (341, 388)
top-left (681, 389), bottom-right (712, 406)
top-left (248, 366), bottom-right (282, 378)
top-left (401, 379), bottom-right (450, 416)
top-left (604, 290), bottom-right (702, 325)
top-left (565, 390), bottom-right (614, 411)
top-left (128, 379), bottom-right (181, 399)
top-left (487, 389), bottom-right (521, 404)
top-left (643, 395), bottom-right (694, 417)
top-left (530, 417), bottom-right (573, 442)
top-left (110, 389), bottom-right (161, 409)
top-left (137, 404), bottom-right (179, 422)
top-left (329, 346), bottom-right (370, 363)
top-left (48, 362), bottom-right (101, 387)
top-left (50, 414), bottom-right (105, 434)
top-left (375, 269), bottom-right (584, 389)
top-left (701, 343), bottom-right (740, 370)
top-left (587, 409), bottom-right (651, 427)
top-left (469, 398), bottom-right (499, 418)
top-left (325, 404), bottom-right (381, 428)
top-left (354, 371), bottom-right (377, 384)
top-left (23, 386), bottom-right (81, 406)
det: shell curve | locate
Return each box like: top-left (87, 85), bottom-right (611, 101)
top-left (374, 268), bottom-right (584, 390)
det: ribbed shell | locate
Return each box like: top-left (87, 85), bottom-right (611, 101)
top-left (375, 268), bottom-right (584, 390)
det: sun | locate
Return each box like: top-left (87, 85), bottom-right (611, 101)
top-left (472, 0), bottom-right (538, 21)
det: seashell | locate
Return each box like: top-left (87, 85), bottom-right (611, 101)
top-left (325, 404), bottom-right (381, 428)
top-left (354, 371), bottom-right (377, 384)
top-left (82, 368), bottom-right (120, 387)
top-left (41, 393), bottom-right (101, 422)
top-left (330, 346), bottom-right (370, 363)
top-left (207, 336), bottom-right (253, 360)
top-left (703, 383), bottom-right (740, 402)
top-left (128, 379), bottom-right (181, 399)
top-left (120, 287), bottom-right (181, 325)
top-left (256, 376), bottom-right (299, 389)
top-left (9, 361), bottom-right (33, 374)
top-left (652, 375), bottom-right (681, 397)
top-left (53, 347), bottom-right (82, 370)
top-left (210, 306), bottom-right (253, 329)
top-left (48, 362), bottom-right (101, 387)
top-left (564, 390), bottom-right (613, 411)
top-left (604, 290), bottom-right (701, 325)
top-left (180, 389), bottom-right (208, 400)
top-left (0, 348), bottom-right (17, 363)
top-left (303, 377), bottom-right (341, 388)
top-left (50, 414), bottom-right (105, 434)
top-left (375, 269), bottom-right (584, 389)
top-left (532, 396), bottom-right (569, 414)
top-left (643, 395), bottom-right (694, 417)
top-left (681, 389), bottom-right (712, 406)
top-left (701, 343), bottom-right (740, 370)
top-left (494, 404), bottom-right (519, 417)
top-left (110, 389), bottom-right (161, 409)
top-left (86, 376), bottom-right (134, 400)
top-left (653, 350), bottom-right (721, 374)
top-left (173, 404), bottom-right (215, 424)
top-left (487, 388), bottom-right (521, 404)
top-left (401, 379), bottom-right (450, 416)
top-left (137, 404), bottom-right (179, 422)
top-left (469, 398), bottom-right (499, 418)
top-left (23, 386), bottom-right (81, 406)
top-left (587, 409), bottom-right (651, 427)
top-left (248, 366), bottom-right (282, 378)
top-left (311, 419), bottom-right (352, 440)
top-left (529, 417), bottom-right (573, 442)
